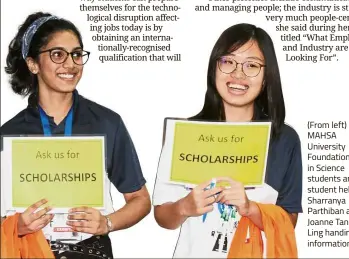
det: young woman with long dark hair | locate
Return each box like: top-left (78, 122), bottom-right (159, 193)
top-left (153, 23), bottom-right (302, 258)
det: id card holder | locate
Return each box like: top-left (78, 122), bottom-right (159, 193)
top-left (43, 213), bottom-right (84, 243)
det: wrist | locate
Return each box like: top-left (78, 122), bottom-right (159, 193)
top-left (104, 215), bottom-right (113, 234)
top-left (176, 198), bottom-right (187, 218)
top-left (244, 200), bottom-right (254, 218)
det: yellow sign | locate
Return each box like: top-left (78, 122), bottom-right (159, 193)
top-left (11, 138), bottom-right (105, 208)
top-left (170, 121), bottom-right (271, 186)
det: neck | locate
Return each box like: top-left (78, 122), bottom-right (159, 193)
top-left (223, 102), bottom-right (254, 122)
top-left (38, 88), bottom-right (74, 125)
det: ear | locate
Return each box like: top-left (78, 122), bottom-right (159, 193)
top-left (26, 57), bottom-right (39, 74)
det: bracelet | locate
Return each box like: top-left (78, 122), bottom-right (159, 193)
top-left (105, 215), bottom-right (113, 233)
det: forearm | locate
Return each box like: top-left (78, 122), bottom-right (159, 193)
top-left (154, 199), bottom-right (188, 230)
top-left (245, 202), bottom-right (298, 230)
top-left (288, 213), bottom-right (298, 227)
top-left (108, 195), bottom-right (151, 231)
top-left (245, 201), bottom-right (264, 230)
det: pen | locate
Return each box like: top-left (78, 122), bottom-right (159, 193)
top-left (202, 178), bottom-right (216, 223)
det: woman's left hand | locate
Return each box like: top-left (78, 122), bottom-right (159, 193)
top-left (216, 177), bottom-right (251, 217)
top-left (66, 206), bottom-right (108, 235)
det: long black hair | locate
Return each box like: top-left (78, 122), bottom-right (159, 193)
top-left (192, 23), bottom-right (285, 138)
top-left (5, 12), bottom-right (83, 105)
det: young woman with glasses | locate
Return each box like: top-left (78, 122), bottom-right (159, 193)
top-left (152, 23), bottom-right (303, 258)
top-left (1, 12), bottom-right (151, 259)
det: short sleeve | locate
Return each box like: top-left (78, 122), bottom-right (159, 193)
top-left (276, 133), bottom-right (303, 213)
top-left (152, 145), bottom-right (187, 206)
top-left (109, 118), bottom-right (146, 193)
top-left (152, 170), bottom-right (186, 206)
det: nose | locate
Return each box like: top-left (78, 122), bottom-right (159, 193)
top-left (230, 63), bottom-right (245, 79)
top-left (62, 54), bottom-right (75, 68)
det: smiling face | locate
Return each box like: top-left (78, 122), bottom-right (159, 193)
top-left (215, 40), bottom-right (265, 109)
top-left (29, 30), bottom-right (83, 94)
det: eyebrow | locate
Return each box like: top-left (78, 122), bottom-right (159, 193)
top-left (49, 46), bottom-right (82, 51)
top-left (247, 56), bottom-right (265, 62)
top-left (229, 54), bottom-right (265, 63)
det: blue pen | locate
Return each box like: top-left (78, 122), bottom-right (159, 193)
top-left (202, 178), bottom-right (216, 223)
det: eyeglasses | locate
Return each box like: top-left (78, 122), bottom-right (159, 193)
top-left (38, 48), bottom-right (90, 65)
top-left (217, 55), bottom-right (266, 77)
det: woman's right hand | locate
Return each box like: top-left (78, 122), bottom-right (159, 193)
top-left (178, 180), bottom-right (223, 217)
top-left (17, 198), bottom-right (54, 236)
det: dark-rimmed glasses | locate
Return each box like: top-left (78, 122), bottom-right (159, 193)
top-left (38, 48), bottom-right (90, 65)
top-left (217, 55), bottom-right (266, 77)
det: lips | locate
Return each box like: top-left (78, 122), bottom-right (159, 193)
top-left (227, 82), bottom-right (249, 95)
top-left (227, 83), bottom-right (249, 90)
top-left (57, 73), bottom-right (76, 80)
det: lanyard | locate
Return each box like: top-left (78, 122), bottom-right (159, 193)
top-left (38, 106), bottom-right (73, 136)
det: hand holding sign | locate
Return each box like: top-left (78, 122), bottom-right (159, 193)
top-left (17, 198), bottom-right (54, 236)
top-left (66, 206), bottom-right (108, 235)
top-left (179, 180), bottom-right (223, 217)
top-left (165, 120), bottom-right (271, 187)
top-left (215, 177), bottom-right (250, 217)
top-left (3, 137), bottom-right (106, 213)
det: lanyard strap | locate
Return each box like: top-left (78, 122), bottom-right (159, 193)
top-left (39, 106), bottom-right (73, 136)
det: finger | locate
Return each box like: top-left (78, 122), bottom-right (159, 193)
top-left (219, 196), bottom-right (229, 204)
top-left (217, 177), bottom-right (246, 190)
top-left (203, 196), bottom-right (216, 206)
top-left (39, 214), bottom-right (54, 225)
top-left (34, 216), bottom-right (52, 231)
top-left (31, 214), bottom-right (53, 230)
top-left (216, 187), bottom-right (240, 198)
top-left (216, 191), bottom-right (225, 202)
top-left (196, 179), bottom-right (215, 190)
top-left (219, 195), bottom-right (239, 205)
top-left (216, 177), bottom-right (236, 186)
top-left (70, 226), bottom-right (93, 234)
top-left (200, 205), bottom-right (214, 215)
top-left (223, 199), bottom-right (238, 206)
top-left (34, 224), bottom-right (46, 231)
top-left (24, 198), bottom-right (48, 214)
top-left (220, 188), bottom-right (240, 196)
top-left (68, 213), bottom-right (93, 221)
top-left (216, 192), bottom-right (234, 203)
top-left (66, 220), bottom-right (92, 228)
top-left (203, 187), bottom-right (223, 198)
top-left (216, 195), bottom-right (226, 204)
top-left (31, 206), bottom-right (52, 221)
top-left (69, 206), bottom-right (94, 214)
